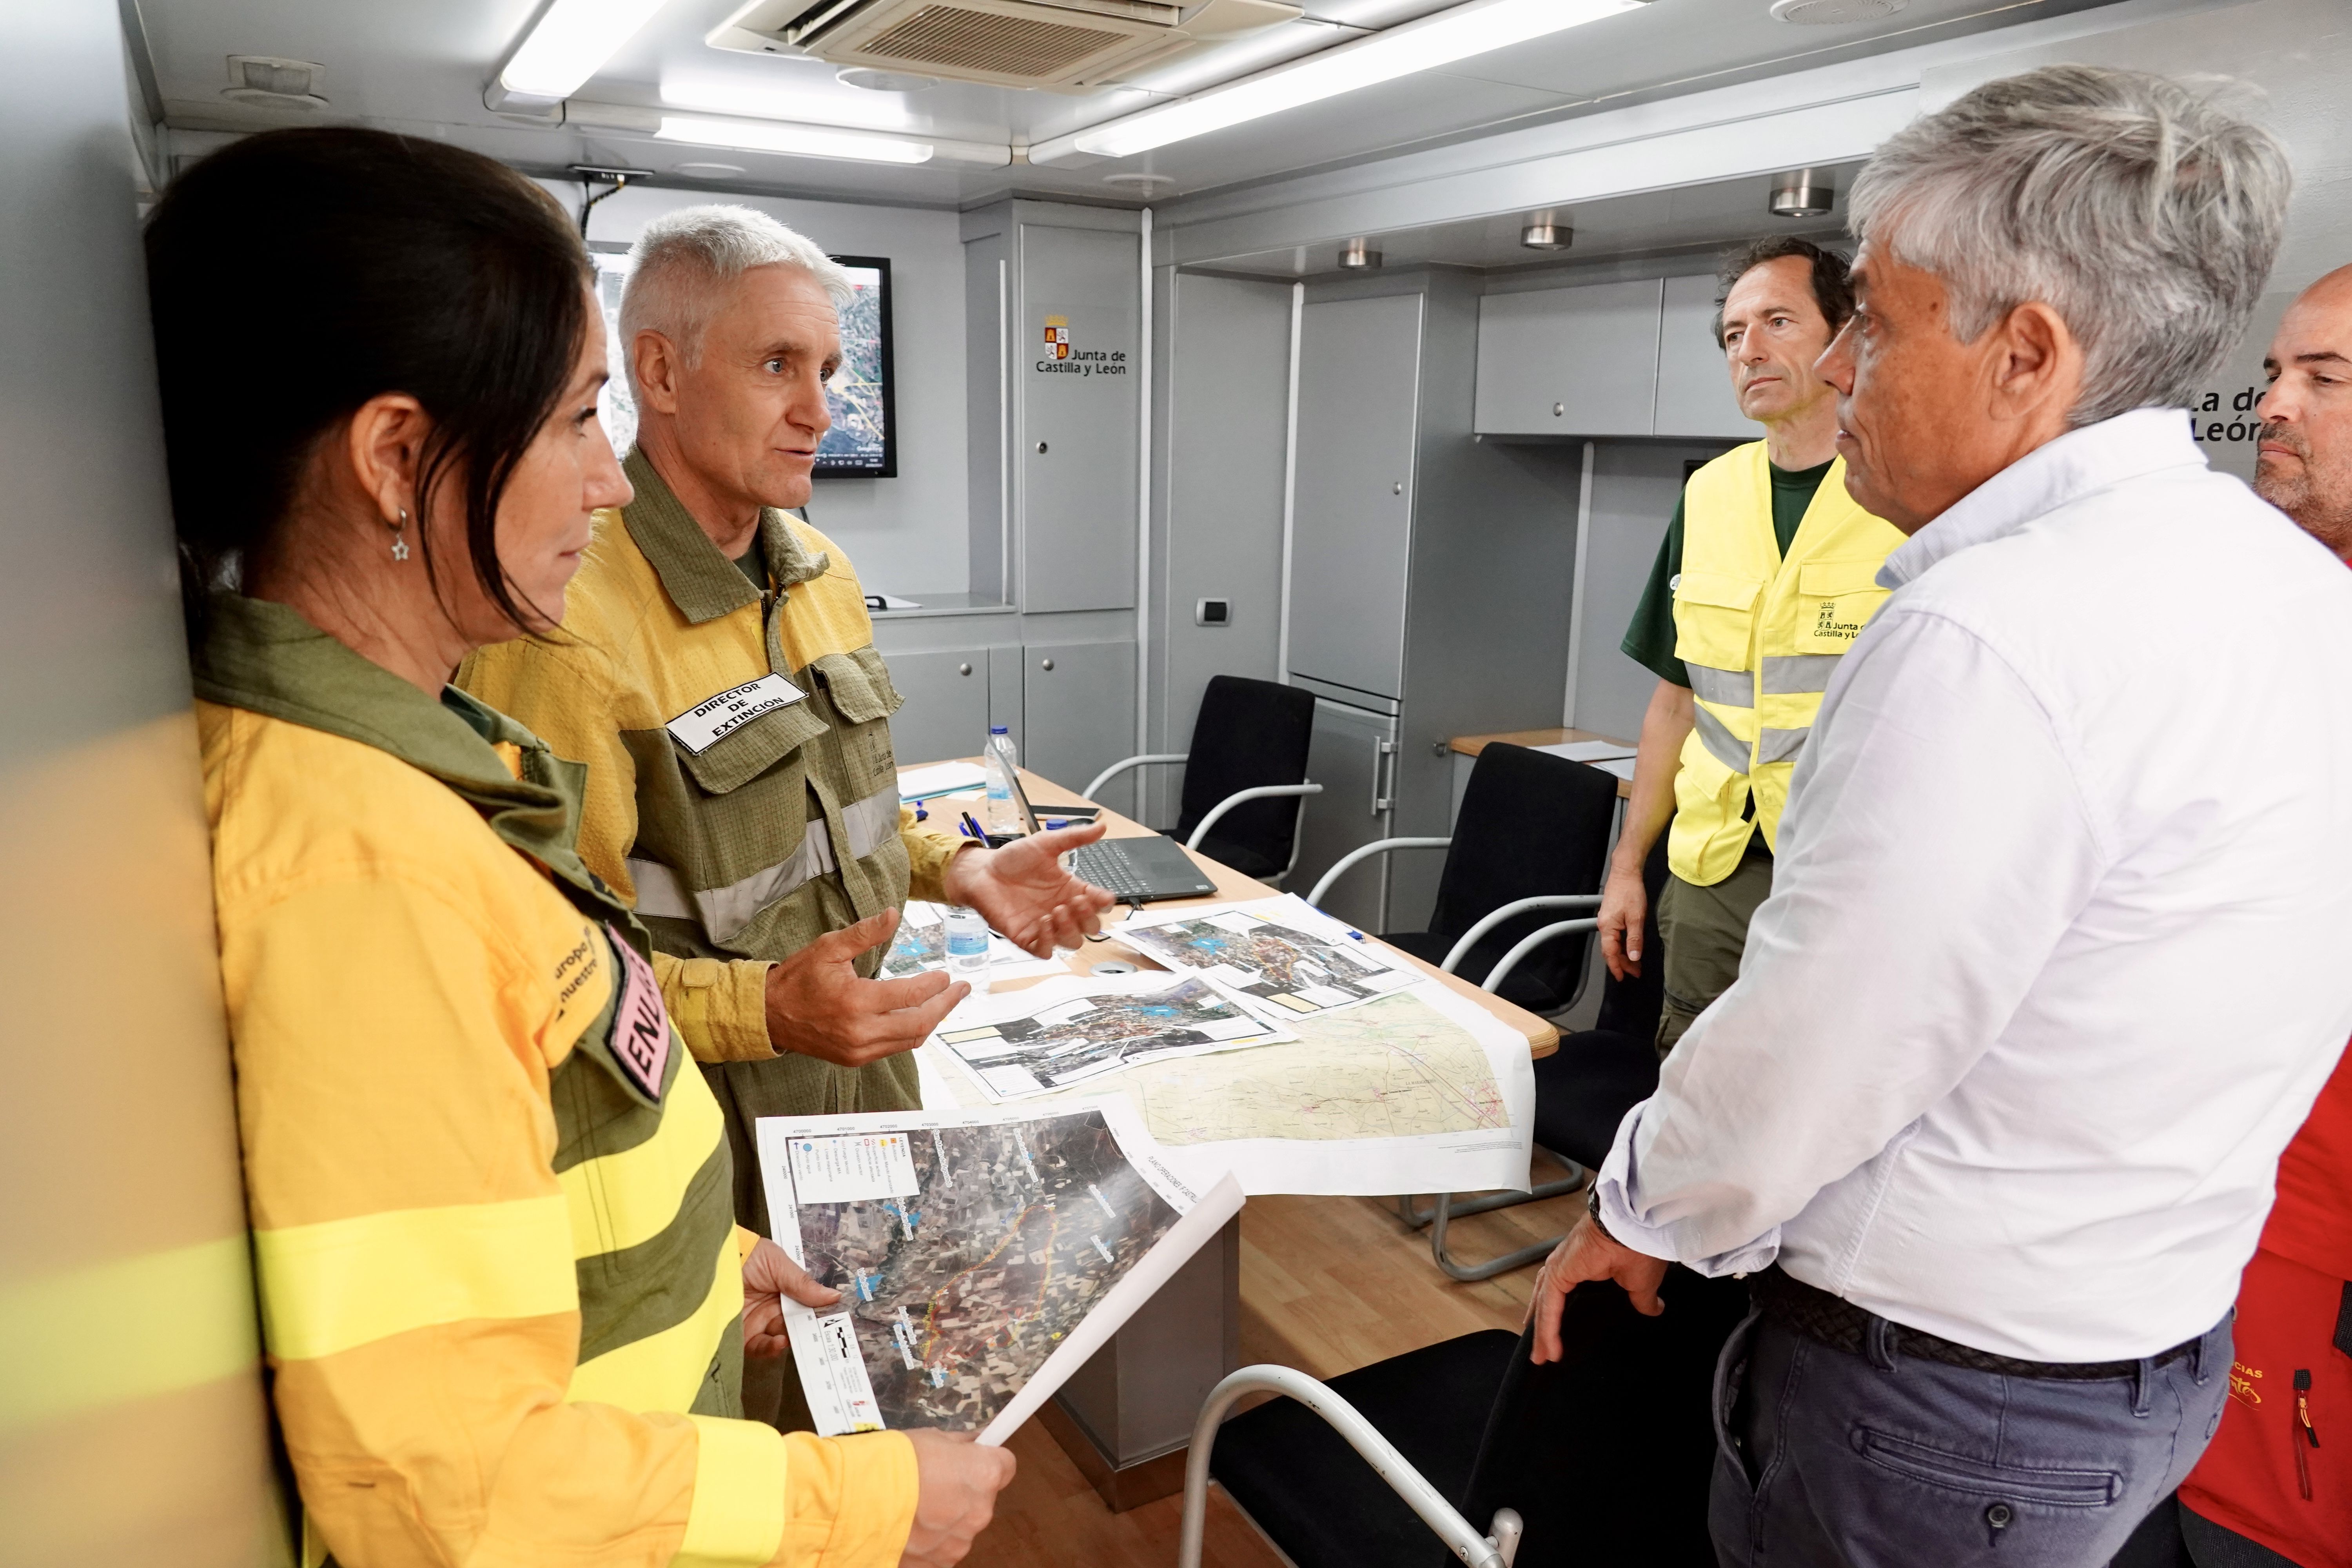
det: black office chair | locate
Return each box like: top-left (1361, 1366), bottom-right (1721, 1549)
top-left (1182, 1267), bottom-right (1751, 1568)
top-left (1307, 743), bottom-right (1619, 1015)
top-left (1085, 674), bottom-right (1322, 886)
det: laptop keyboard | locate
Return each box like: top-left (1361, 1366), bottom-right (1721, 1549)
top-left (1069, 840), bottom-right (1153, 899)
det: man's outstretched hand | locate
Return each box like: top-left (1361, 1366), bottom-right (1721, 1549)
top-left (940, 823), bottom-right (1118, 957)
top-left (764, 909), bottom-right (967, 1066)
top-left (741, 1237), bottom-right (839, 1359)
top-left (1525, 1211), bottom-right (1670, 1363)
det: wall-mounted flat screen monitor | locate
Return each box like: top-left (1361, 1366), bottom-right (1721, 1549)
top-left (817, 255), bottom-right (896, 479)
top-left (586, 245), bottom-right (895, 480)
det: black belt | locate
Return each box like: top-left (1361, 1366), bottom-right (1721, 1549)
top-left (1751, 1265), bottom-right (2204, 1382)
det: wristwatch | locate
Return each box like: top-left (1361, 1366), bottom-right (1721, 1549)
top-left (1585, 1180), bottom-right (1617, 1243)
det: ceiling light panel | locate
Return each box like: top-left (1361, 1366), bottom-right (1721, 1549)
top-left (500, 0), bottom-right (673, 102)
top-left (1045, 0), bottom-right (1646, 161)
top-left (655, 113), bottom-right (935, 163)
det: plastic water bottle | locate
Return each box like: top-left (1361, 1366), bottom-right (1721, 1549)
top-left (943, 905), bottom-right (990, 992)
top-left (982, 726), bottom-right (1020, 839)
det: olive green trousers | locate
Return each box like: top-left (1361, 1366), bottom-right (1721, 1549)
top-left (1653, 843), bottom-right (1774, 1060)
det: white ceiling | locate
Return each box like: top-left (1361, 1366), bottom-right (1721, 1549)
top-left (138, 0), bottom-right (2122, 210)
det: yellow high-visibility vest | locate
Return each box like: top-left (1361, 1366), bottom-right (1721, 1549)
top-left (1667, 442), bottom-right (1906, 886)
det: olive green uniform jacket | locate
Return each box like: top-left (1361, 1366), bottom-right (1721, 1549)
top-left (461, 451), bottom-right (966, 1238)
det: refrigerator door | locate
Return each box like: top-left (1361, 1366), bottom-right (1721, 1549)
top-left (1292, 698), bottom-right (1401, 932)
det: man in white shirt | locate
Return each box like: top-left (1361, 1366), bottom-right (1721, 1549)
top-left (1526, 65), bottom-right (2352, 1567)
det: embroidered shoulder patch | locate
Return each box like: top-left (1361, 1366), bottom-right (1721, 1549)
top-left (605, 924), bottom-right (673, 1102)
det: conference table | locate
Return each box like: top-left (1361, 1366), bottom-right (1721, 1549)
top-left (901, 762), bottom-right (1559, 1507)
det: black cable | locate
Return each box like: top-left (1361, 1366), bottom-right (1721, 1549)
top-left (579, 172), bottom-right (630, 240)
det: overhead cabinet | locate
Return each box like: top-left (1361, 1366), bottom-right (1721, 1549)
top-left (1475, 278), bottom-right (1661, 437)
top-left (1474, 272), bottom-right (1753, 441)
top-left (962, 200), bottom-right (1142, 613)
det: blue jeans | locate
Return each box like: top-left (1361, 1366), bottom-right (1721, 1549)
top-left (1710, 1306), bottom-right (2232, 1567)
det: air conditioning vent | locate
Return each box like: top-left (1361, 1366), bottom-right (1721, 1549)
top-left (709, 0), bottom-right (1299, 92)
top-left (865, 6), bottom-right (1128, 76)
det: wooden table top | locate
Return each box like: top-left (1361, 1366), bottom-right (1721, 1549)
top-left (1445, 727), bottom-right (1636, 799)
top-left (908, 764), bottom-right (1558, 1059)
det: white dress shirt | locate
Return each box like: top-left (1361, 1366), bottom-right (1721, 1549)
top-left (1596, 408), bottom-right (2352, 1362)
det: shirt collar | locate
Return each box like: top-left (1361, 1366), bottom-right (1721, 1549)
top-left (191, 592), bottom-right (638, 933)
top-left (619, 447), bottom-right (829, 624)
top-left (1876, 407), bottom-right (2209, 589)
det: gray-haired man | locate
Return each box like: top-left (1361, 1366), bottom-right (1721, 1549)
top-left (1527, 67), bottom-right (2352, 1565)
top-left (461, 205), bottom-right (1113, 1434)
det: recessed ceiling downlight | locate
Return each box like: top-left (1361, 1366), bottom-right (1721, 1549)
top-left (1338, 238), bottom-right (1381, 270)
top-left (1769, 0), bottom-right (1907, 23)
top-left (1769, 169), bottom-right (1835, 218)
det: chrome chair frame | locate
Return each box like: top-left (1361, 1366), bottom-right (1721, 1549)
top-left (1085, 752), bottom-right (1322, 888)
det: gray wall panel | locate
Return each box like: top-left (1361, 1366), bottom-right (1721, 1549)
top-left (0, 3), bottom-right (287, 1561)
top-left (1152, 270), bottom-right (1292, 826)
top-left (1569, 439), bottom-right (1741, 742)
top-left (1287, 292), bottom-right (1423, 701)
top-left (1018, 223), bottom-right (1140, 612)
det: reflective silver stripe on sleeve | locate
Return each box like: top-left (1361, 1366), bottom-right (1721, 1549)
top-left (625, 782), bottom-right (904, 944)
top-left (1759, 653), bottom-right (1846, 696)
top-left (1684, 663), bottom-right (1754, 709)
top-left (1755, 726), bottom-right (1811, 766)
top-left (1691, 703), bottom-right (1752, 774)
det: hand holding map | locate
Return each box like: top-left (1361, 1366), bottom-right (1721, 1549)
top-left (757, 1100), bottom-right (1242, 1443)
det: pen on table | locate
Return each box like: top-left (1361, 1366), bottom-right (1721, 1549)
top-left (960, 811), bottom-right (985, 842)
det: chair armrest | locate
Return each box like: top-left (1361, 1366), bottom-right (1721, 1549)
top-left (1305, 836), bottom-right (1451, 909)
top-left (1481, 918), bottom-right (1600, 995)
top-left (1441, 894), bottom-right (1604, 976)
top-left (1184, 782), bottom-right (1323, 851)
top-left (1178, 1364), bottom-right (1512, 1568)
top-left (1083, 752), bottom-right (1189, 801)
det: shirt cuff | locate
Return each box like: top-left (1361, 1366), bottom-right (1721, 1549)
top-left (775, 1430), bottom-right (920, 1568)
top-left (678, 1415), bottom-right (790, 1568)
top-left (901, 810), bottom-right (972, 905)
top-left (1594, 1102), bottom-right (1782, 1278)
top-left (659, 954), bottom-right (777, 1063)
top-left (735, 1225), bottom-right (761, 1264)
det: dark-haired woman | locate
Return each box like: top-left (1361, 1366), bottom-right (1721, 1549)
top-left (151, 127), bottom-right (1009, 1567)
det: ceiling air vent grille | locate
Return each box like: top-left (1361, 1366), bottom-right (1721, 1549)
top-left (860, 5), bottom-right (1128, 76)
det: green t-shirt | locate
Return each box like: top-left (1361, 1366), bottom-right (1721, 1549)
top-left (1618, 457), bottom-right (1837, 688)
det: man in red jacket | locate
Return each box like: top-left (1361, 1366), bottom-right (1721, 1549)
top-left (2173, 265), bottom-right (2352, 1566)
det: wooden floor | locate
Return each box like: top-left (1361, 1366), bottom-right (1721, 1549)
top-left (964, 1167), bottom-right (1589, 1568)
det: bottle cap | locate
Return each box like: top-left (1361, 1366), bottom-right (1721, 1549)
top-left (990, 726), bottom-right (1009, 735)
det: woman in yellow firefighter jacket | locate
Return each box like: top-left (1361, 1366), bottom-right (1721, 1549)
top-left (147, 130), bottom-right (1009, 1566)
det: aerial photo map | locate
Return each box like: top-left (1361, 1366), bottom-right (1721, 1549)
top-left (1122, 895), bottom-right (1424, 1017)
top-left (935, 973), bottom-right (1293, 1100)
top-left (766, 1106), bottom-right (1187, 1434)
top-left (817, 263), bottom-right (889, 474)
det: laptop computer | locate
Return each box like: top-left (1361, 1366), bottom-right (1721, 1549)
top-left (1008, 772), bottom-right (1217, 903)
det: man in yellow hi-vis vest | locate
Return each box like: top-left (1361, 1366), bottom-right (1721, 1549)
top-left (1599, 239), bottom-right (1906, 1056)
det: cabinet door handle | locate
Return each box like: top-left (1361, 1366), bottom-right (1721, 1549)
top-left (1040, 657), bottom-right (1055, 671)
top-left (1553, 401), bottom-right (1565, 417)
top-left (958, 662), bottom-right (973, 676)
top-left (1370, 737), bottom-right (1395, 815)
top-left (1391, 481), bottom-right (1403, 495)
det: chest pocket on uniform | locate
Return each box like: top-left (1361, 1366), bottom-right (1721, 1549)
top-left (671, 692), bottom-right (829, 797)
top-left (1793, 559), bottom-right (1892, 655)
top-left (806, 646), bottom-right (906, 802)
top-left (1672, 571), bottom-right (1765, 671)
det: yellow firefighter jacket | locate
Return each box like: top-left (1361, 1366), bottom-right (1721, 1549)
top-left (1668, 443), bottom-right (1905, 886)
top-left (195, 593), bottom-right (917, 1568)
